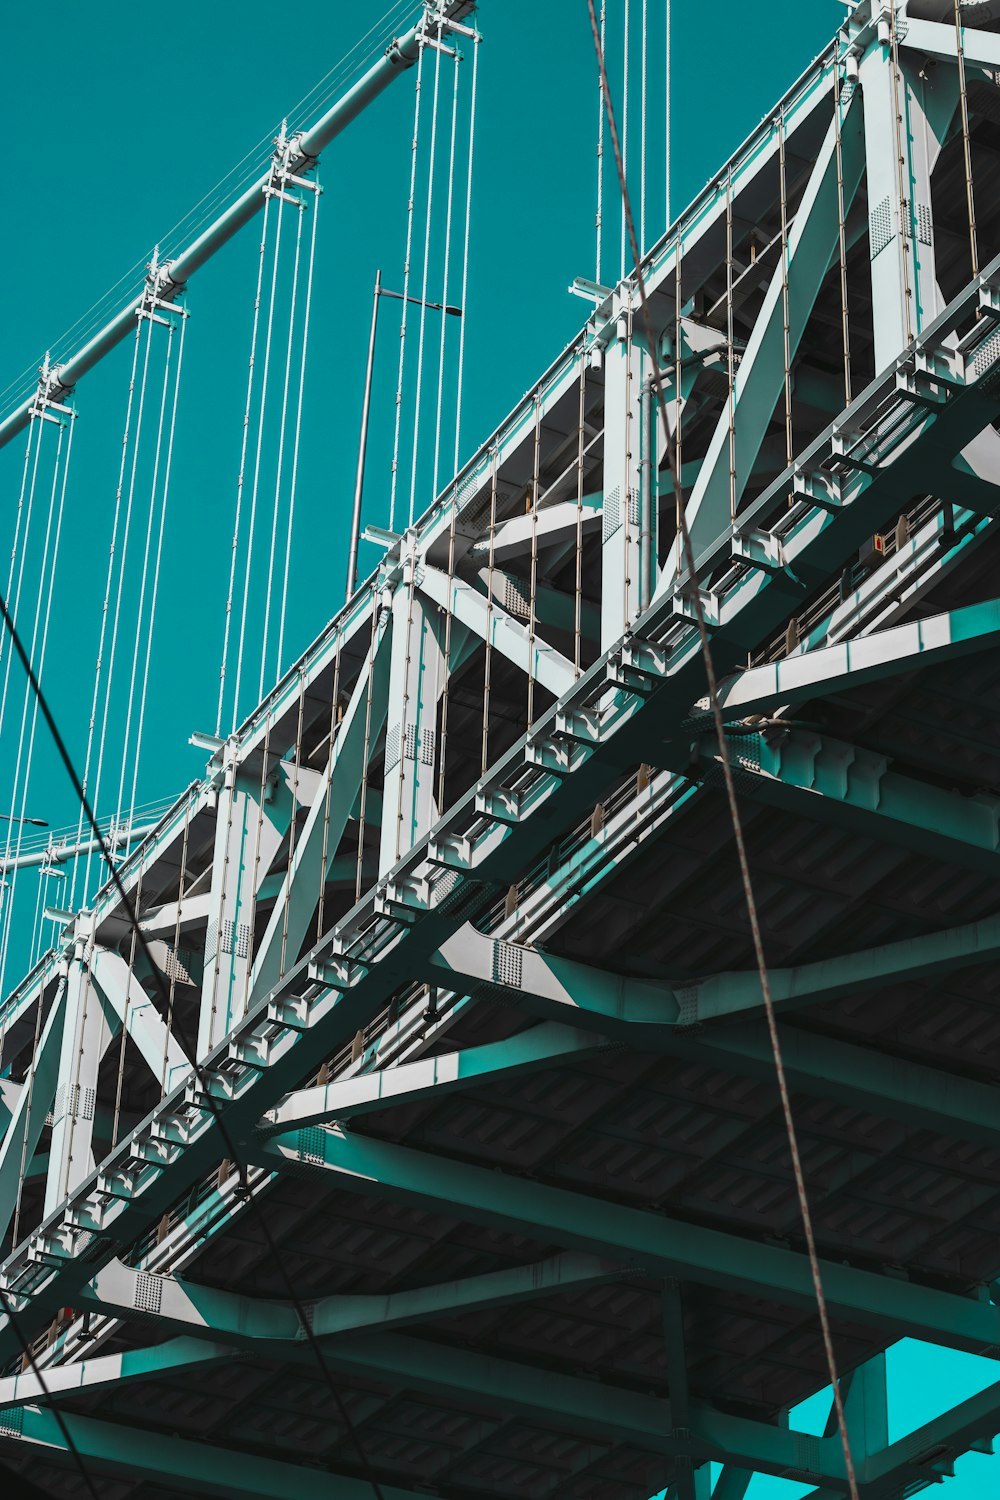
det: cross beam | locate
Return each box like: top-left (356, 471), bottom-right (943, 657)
top-left (257, 1127), bottom-right (1000, 1357)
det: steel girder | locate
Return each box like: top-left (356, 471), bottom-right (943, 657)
top-left (6, 4), bottom-right (1000, 1496)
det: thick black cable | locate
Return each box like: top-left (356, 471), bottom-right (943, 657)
top-left (0, 588), bottom-right (386, 1499)
top-left (585, 5), bottom-right (861, 1496)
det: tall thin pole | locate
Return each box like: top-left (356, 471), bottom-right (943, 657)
top-left (347, 268), bottom-right (381, 603)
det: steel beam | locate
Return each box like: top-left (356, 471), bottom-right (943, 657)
top-left (673, 96), bottom-right (864, 571)
top-left (262, 1021), bottom-right (605, 1128)
top-left (198, 742), bottom-right (289, 1056)
top-left (417, 561), bottom-right (576, 702)
top-left (249, 617), bottom-right (390, 1003)
top-left (694, 726), bottom-right (1000, 874)
top-left (259, 1127), bottom-right (1000, 1357)
top-left (74, 1250), bottom-right (621, 1349)
top-left (709, 596), bottom-right (1000, 722)
top-left (427, 915), bottom-right (1000, 1033)
top-left (44, 916), bottom-right (114, 1216)
top-left (0, 1404), bottom-right (434, 1500)
top-left (90, 947), bottom-right (188, 1093)
top-left (0, 981), bottom-right (65, 1238)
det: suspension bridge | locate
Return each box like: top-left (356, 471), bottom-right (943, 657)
top-left (0, 0), bottom-right (1000, 1495)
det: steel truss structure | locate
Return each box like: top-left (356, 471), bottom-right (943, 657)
top-left (3, 0), bottom-right (1000, 1495)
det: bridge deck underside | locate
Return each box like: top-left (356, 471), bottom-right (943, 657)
top-left (5, 527), bottom-right (1000, 1499)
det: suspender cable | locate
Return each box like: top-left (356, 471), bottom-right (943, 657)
top-left (674, 228), bottom-right (683, 575)
top-left (408, 16), bottom-right (444, 528)
top-left (432, 46), bottom-right (461, 502)
top-left (595, 0), bottom-right (608, 285)
top-left (586, 9), bottom-right (861, 1495)
top-left (277, 174), bottom-right (321, 679)
top-left (574, 351), bottom-right (585, 677)
top-left (621, 0), bottom-right (630, 278)
top-left (726, 167), bottom-right (736, 527)
top-left (0, 422), bottom-right (38, 698)
top-left (888, 3), bottom-right (914, 346)
top-left (217, 195), bottom-right (272, 737)
top-left (85, 311), bottom-right (156, 902)
top-left (665, 0), bottom-right (671, 227)
top-left (778, 107), bottom-right (794, 484)
top-left (233, 153), bottom-right (287, 726)
top-left (278, 677), bottom-right (307, 981)
top-left (315, 634), bottom-right (344, 944)
top-left (453, 24), bottom-right (479, 474)
top-left (954, 0), bottom-right (979, 280)
top-left (481, 447), bottom-right (498, 775)
top-left (0, 416), bottom-right (74, 996)
top-left (240, 713), bottom-right (275, 1026)
top-left (355, 587), bottom-right (380, 900)
top-left (112, 300), bottom-right (177, 839)
top-left (124, 305), bottom-right (188, 831)
top-left (70, 318), bottom-right (144, 909)
top-left (0, 586), bottom-right (387, 1500)
top-left (262, 172), bottom-right (308, 700)
top-left (161, 806), bottom-right (191, 1098)
top-left (640, 0), bottom-right (648, 255)
top-left (526, 398), bottom-right (541, 729)
top-left (0, 415), bottom-right (45, 749)
top-left (834, 47), bottom-right (852, 407)
top-left (390, 35), bottom-right (426, 534)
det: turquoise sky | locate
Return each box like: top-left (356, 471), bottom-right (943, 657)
top-left (1, 3), bottom-right (997, 1495)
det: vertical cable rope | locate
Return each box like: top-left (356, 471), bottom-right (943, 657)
top-left (390, 32), bottom-right (426, 533)
top-left (85, 311), bottom-right (156, 901)
top-left (315, 633), bottom-right (344, 944)
top-left (0, 417), bottom-right (45, 748)
top-left (665, 0), bottom-right (671, 228)
top-left (453, 26), bottom-right (479, 475)
top-left (585, 9), bottom-right (860, 1495)
top-left (596, 0), bottom-right (607, 285)
top-left (574, 350), bottom-right (585, 677)
top-left (71, 318), bottom-right (144, 910)
top-left (834, 46), bottom-right (852, 407)
top-left (0, 422), bottom-right (37, 690)
top-left (888, 4), bottom-right (914, 347)
top-left (277, 175), bottom-right (320, 680)
top-left (778, 107), bottom-right (794, 484)
top-left (0, 415), bottom-right (73, 997)
top-left (126, 307), bottom-right (188, 829)
top-left (481, 447), bottom-right (498, 774)
top-left (112, 317), bottom-right (176, 838)
top-left (261, 193), bottom-right (306, 700)
top-left (640, 0), bottom-right (647, 256)
top-left (355, 587), bottom-right (380, 900)
top-left (726, 167), bottom-right (736, 527)
top-left (432, 47), bottom-right (460, 502)
top-left (408, 15), bottom-right (444, 529)
top-left (0, 585), bottom-right (384, 1500)
top-left (954, 0), bottom-right (979, 280)
top-left (621, 0), bottom-right (630, 278)
top-left (217, 195), bottom-right (272, 736)
top-left (233, 178), bottom-right (286, 726)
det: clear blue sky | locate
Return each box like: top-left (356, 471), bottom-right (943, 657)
top-left (1, 3), bottom-right (997, 1493)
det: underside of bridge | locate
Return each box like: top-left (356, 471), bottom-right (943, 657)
top-left (2, 1), bottom-right (1000, 1496)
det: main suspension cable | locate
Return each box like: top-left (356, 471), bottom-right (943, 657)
top-left (585, 6), bottom-right (860, 1495)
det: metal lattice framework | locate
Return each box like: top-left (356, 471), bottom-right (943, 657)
top-left (3, 1), bottom-right (1000, 1495)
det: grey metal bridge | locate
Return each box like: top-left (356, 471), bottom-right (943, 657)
top-left (2, 1), bottom-right (1000, 1495)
